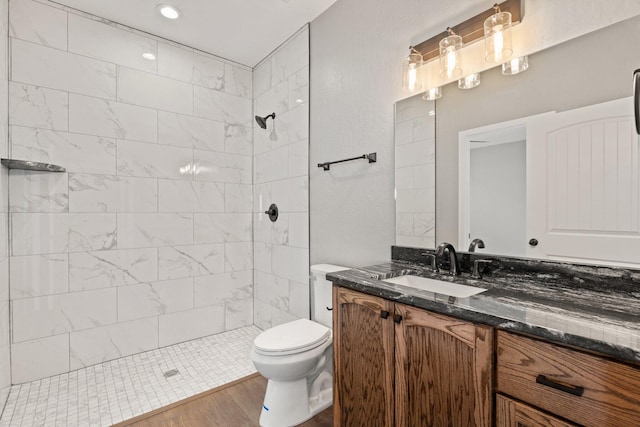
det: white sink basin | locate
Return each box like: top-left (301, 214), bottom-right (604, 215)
top-left (383, 275), bottom-right (487, 298)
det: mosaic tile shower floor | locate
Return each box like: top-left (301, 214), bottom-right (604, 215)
top-left (0, 325), bottom-right (261, 426)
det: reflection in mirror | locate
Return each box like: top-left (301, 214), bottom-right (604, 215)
top-left (393, 14), bottom-right (640, 266)
top-left (458, 98), bottom-right (639, 265)
top-left (394, 95), bottom-right (436, 248)
top-left (464, 125), bottom-right (526, 256)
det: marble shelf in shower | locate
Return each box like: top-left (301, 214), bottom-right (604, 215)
top-left (1, 158), bottom-right (66, 172)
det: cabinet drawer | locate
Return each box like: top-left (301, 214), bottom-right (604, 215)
top-left (496, 394), bottom-right (577, 427)
top-left (496, 331), bottom-right (640, 427)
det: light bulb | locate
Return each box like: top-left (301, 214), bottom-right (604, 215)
top-left (439, 31), bottom-right (462, 79)
top-left (493, 25), bottom-right (504, 62)
top-left (510, 58), bottom-right (518, 70)
top-left (446, 47), bottom-right (457, 78)
top-left (403, 49), bottom-right (423, 92)
top-left (484, 10), bottom-right (512, 62)
top-left (408, 64), bottom-right (418, 92)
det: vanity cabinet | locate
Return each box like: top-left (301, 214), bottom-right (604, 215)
top-left (496, 395), bottom-right (577, 427)
top-left (496, 331), bottom-right (640, 427)
top-left (333, 286), bottom-right (493, 426)
top-left (332, 287), bottom-right (395, 426)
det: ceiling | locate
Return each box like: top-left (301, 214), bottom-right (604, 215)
top-left (48, 0), bottom-right (338, 67)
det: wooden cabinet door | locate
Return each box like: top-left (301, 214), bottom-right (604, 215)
top-left (496, 394), bottom-right (577, 427)
top-left (333, 287), bottom-right (395, 427)
top-left (394, 304), bottom-right (493, 427)
top-left (497, 331), bottom-right (640, 427)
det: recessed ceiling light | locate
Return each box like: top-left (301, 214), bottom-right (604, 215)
top-left (157, 4), bottom-right (181, 19)
top-left (142, 52), bottom-right (156, 60)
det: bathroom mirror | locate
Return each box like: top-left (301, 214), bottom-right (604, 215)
top-left (459, 123), bottom-right (527, 257)
top-left (394, 94), bottom-right (436, 249)
top-left (394, 14), bottom-right (640, 264)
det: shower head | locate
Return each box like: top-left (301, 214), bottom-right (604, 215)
top-left (255, 112), bottom-right (276, 129)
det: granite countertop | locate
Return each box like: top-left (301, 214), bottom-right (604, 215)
top-left (327, 257), bottom-right (640, 365)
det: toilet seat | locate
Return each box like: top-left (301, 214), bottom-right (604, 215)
top-left (254, 319), bottom-right (331, 356)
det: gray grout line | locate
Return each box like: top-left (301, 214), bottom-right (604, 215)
top-left (0, 325), bottom-right (260, 426)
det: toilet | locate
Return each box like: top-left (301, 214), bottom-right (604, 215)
top-left (251, 264), bottom-right (348, 427)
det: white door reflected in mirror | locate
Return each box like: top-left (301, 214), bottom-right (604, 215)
top-left (458, 117), bottom-right (540, 257)
top-left (459, 97), bottom-right (640, 265)
top-left (469, 130), bottom-right (526, 256)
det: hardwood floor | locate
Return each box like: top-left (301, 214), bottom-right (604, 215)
top-left (114, 373), bottom-right (333, 427)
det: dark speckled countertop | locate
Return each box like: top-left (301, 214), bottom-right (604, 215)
top-left (326, 247), bottom-right (640, 365)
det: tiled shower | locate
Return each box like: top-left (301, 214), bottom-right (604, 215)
top-left (253, 28), bottom-right (310, 330)
top-left (0, 0), bottom-right (310, 420)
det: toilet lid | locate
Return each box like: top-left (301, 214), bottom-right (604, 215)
top-left (254, 319), bottom-right (331, 354)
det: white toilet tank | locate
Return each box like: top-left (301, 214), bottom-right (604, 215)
top-left (310, 264), bottom-right (348, 328)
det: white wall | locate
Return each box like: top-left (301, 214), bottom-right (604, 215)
top-left (310, 0), bottom-right (488, 267)
top-left (470, 141), bottom-right (526, 256)
top-left (310, 0), bottom-right (640, 267)
top-left (0, 0), bottom-right (9, 410)
top-left (8, 0), bottom-right (253, 383)
top-left (253, 27), bottom-right (310, 329)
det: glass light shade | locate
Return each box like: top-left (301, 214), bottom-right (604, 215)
top-left (458, 73), bottom-right (480, 89)
top-left (422, 87), bottom-right (442, 101)
top-left (439, 34), bottom-right (463, 79)
top-left (484, 11), bottom-right (512, 62)
top-left (402, 50), bottom-right (423, 93)
top-left (502, 56), bottom-right (529, 75)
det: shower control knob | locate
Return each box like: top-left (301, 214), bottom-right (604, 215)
top-left (264, 203), bottom-right (279, 222)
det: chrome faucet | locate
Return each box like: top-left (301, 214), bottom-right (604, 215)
top-left (468, 238), bottom-right (485, 252)
top-left (436, 242), bottom-right (460, 276)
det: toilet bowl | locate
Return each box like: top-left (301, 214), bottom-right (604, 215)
top-left (251, 264), bottom-right (348, 427)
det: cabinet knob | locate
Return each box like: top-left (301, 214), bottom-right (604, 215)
top-left (393, 314), bottom-right (403, 323)
top-left (528, 238), bottom-right (539, 247)
top-left (380, 310), bottom-right (389, 319)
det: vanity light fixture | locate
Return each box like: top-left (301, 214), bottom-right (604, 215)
top-left (422, 87), bottom-right (442, 101)
top-left (484, 3), bottom-right (513, 63)
top-left (142, 52), bottom-right (156, 60)
top-left (502, 56), bottom-right (529, 75)
top-left (439, 28), bottom-right (463, 79)
top-left (403, 47), bottom-right (423, 93)
top-left (458, 73), bottom-right (480, 89)
top-left (157, 4), bottom-right (181, 20)
top-left (405, 0), bottom-right (522, 102)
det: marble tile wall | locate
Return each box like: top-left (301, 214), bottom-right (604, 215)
top-left (0, 0), bottom-right (8, 410)
top-left (253, 26), bottom-right (310, 329)
top-left (395, 95), bottom-right (436, 249)
top-left (7, 0), bottom-right (253, 384)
